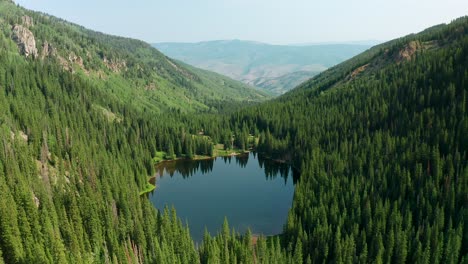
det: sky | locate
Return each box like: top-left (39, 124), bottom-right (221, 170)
top-left (14, 0), bottom-right (468, 45)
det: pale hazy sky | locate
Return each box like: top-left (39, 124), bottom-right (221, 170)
top-left (14, 0), bottom-right (468, 45)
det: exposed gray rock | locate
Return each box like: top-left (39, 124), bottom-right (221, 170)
top-left (41, 40), bottom-right (55, 59)
top-left (103, 56), bottom-right (127, 73)
top-left (396, 41), bottom-right (421, 63)
top-left (21, 15), bottom-right (34, 27)
top-left (32, 193), bottom-right (40, 208)
top-left (68, 52), bottom-right (83, 67)
top-left (12, 24), bottom-right (38, 58)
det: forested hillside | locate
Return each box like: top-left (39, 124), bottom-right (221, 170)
top-left (0, 1), bottom-right (274, 263)
top-left (0, 0), bottom-right (467, 262)
top-left (230, 16), bottom-right (468, 263)
top-left (0, 1), bottom-right (267, 114)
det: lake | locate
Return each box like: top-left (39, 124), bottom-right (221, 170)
top-left (148, 152), bottom-right (297, 242)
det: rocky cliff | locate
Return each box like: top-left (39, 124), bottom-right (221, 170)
top-left (12, 24), bottom-right (37, 58)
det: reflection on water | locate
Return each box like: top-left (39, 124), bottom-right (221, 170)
top-left (149, 152), bottom-right (297, 242)
top-left (155, 157), bottom-right (215, 178)
top-left (155, 152), bottom-right (299, 183)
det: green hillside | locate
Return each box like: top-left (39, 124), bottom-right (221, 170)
top-left (0, 1), bottom-right (267, 115)
top-left (0, 1), bottom-right (269, 263)
top-left (154, 40), bottom-right (371, 94)
top-left (230, 16), bottom-right (468, 263)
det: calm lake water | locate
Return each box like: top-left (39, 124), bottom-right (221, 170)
top-left (149, 153), bottom-right (297, 242)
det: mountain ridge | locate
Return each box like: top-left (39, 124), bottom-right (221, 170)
top-left (1, 1), bottom-right (268, 114)
top-left (154, 40), bottom-right (372, 95)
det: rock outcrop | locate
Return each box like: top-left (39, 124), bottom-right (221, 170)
top-left (41, 40), bottom-right (56, 59)
top-left (396, 41), bottom-right (421, 62)
top-left (56, 52), bottom-right (87, 73)
top-left (345, 63), bottom-right (370, 82)
top-left (32, 192), bottom-right (40, 208)
top-left (21, 15), bottom-right (34, 27)
top-left (103, 56), bottom-right (127, 73)
top-left (12, 24), bottom-right (38, 58)
top-left (68, 52), bottom-right (84, 67)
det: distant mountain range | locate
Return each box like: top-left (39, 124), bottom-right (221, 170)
top-left (154, 40), bottom-right (372, 94)
top-left (290, 40), bottom-right (383, 46)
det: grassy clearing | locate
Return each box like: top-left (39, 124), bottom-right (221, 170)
top-left (139, 182), bottom-right (156, 196)
top-left (213, 142), bottom-right (251, 156)
top-left (152, 136), bottom-right (256, 165)
top-left (152, 151), bottom-right (166, 163)
top-left (152, 151), bottom-right (177, 164)
top-left (214, 148), bottom-right (246, 156)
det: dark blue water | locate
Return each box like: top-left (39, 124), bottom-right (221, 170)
top-left (149, 153), bottom-right (297, 242)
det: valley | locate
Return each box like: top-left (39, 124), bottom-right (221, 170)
top-left (0, 0), bottom-right (467, 263)
top-left (154, 40), bottom-right (371, 95)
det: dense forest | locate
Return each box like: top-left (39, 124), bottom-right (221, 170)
top-left (229, 16), bottom-right (468, 263)
top-left (0, 0), bottom-right (467, 263)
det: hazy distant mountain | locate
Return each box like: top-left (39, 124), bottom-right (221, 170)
top-left (154, 40), bottom-right (372, 94)
top-left (290, 40), bottom-right (383, 46)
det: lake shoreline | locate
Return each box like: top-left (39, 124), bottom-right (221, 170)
top-left (155, 149), bottom-right (250, 164)
top-left (141, 149), bottom-right (298, 196)
top-left (140, 150), bottom-right (250, 195)
top-left (147, 152), bottom-right (295, 242)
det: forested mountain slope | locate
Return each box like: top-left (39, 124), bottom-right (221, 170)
top-left (0, 1), bottom-right (272, 263)
top-left (0, 1), bottom-right (267, 114)
top-left (230, 16), bottom-right (468, 263)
